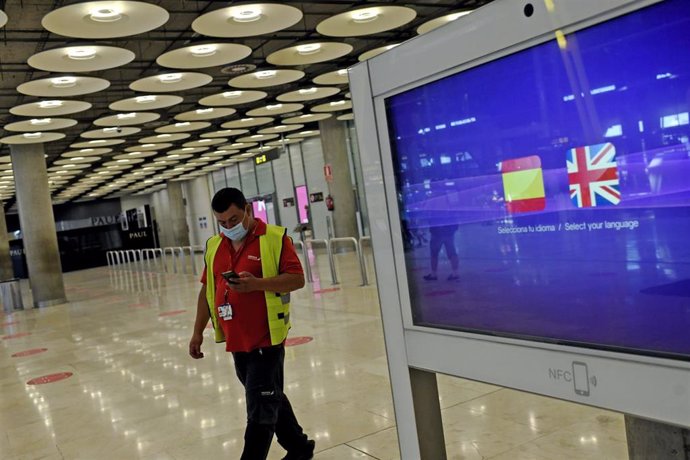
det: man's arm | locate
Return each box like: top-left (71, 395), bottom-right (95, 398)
top-left (230, 233), bottom-right (305, 293)
top-left (229, 272), bottom-right (304, 294)
top-left (189, 284), bottom-right (210, 359)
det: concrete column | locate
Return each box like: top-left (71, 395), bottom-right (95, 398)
top-left (166, 181), bottom-right (190, 247)
top-left (10, 143), bottom-right (66, 307)
top-left (0, 204), bottom-right (14, 280)
top-left (410, 368), bottom-right (447, 460)
top-left (183, 177), bottom-right (214, 246)
top-left (319, 117), bottom-right (358, 238)
top-left (625, 415), bottom-right (690, 459)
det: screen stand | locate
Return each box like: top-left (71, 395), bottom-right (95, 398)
top-left (625, 415), bottom-right (690, 459)
top-left (410, 367), bottom-right (447, 459)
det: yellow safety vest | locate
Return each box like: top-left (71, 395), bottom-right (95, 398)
top-left (204, 224), bottom-right (291, 346)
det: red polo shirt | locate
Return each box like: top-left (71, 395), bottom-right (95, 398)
top-left (201, 219), bottom-right (303, 352)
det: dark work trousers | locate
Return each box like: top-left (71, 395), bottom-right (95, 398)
top-left (233, 344), bottom-right (309, 460)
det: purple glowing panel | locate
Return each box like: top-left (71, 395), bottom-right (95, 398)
top-left (386, 0), bottom-right (690, 360)
top-left (252, 200), bottom-right (268, 223)
top-left (296, 185), bottom-right (309, 224)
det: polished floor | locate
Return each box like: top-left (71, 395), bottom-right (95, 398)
top-left (0, 250), bottom-right (628, 459)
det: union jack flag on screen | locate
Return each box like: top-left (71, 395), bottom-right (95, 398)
top-left (567, 143), bottom-right (621, 208)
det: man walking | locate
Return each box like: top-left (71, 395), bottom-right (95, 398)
top-left (189, 187), bottom-right (315, 459)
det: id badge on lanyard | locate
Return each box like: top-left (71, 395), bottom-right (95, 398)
top-left (219, 288), bottom-right (233, 320)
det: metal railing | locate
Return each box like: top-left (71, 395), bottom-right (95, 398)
top-left (174, 245), bottom-right (204, 276)
top-left (162, 247), bottom-right (175, 273)
top-left (141, 248), bottom-right (162, 271)
top-left (172, 246), bottom-right (184, 274)
top-left (292, 240), bottom-right (313, 283)
top-left (305, 239), bottom-right (338, 285)
top-left (330, 237), bottom-right (368, 286)
top-left (104, 236), bottom-right (372, 286)
top-left (359, 236), bottom-right (371, 286)
top-left (106, 251), bottom-right (116, 268)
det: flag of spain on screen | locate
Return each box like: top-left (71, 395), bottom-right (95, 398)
top-left (500, 155), bottom-right (546, 213)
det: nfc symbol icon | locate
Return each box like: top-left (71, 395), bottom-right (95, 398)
top-left (572, 362), bottom-right (598, 397)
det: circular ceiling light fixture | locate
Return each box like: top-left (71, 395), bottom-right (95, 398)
top-left (298, 87), bottom-right (318, 95)
top-left (296, 44), bottom-right (321, 55)
top-left (230, 6), bottom-right (262, 23)
top-left (175, 122), bottom-right (191, 127)
top-left (196, 108), bottom-right (214, 114)
top-left (221, 63), bottom-right (256, 75)
top-left (351, 8), bottom-right (379, 23)
top-left (30, 118), bottom-right (52, 126)
top-left (136, 95), bottom-right (157, 104)
top-left (89, 7), bottom-right (122, 22)
top-left (117, 112), bottom-right (137, 119)
top-left (38, 100), bottom-right (64, 109)
top-left (159, 73), bottom-right (182, 83)
top-left (23, 132), bottom-right (43, 139)
top-left (337, 69), bottom-right (348, 76)
top-left (190, 44), bottom-right (217, 57)
top-left (67, 46), bottom-right (97, 60)
top-left (51, 76), bottom-right (77, 88)
top-left (255, 70), bottom-right (277, 80)
top-left (223, 91), bottom-right (243, 99)
top-left (266, 104), bottom-right (283, 110)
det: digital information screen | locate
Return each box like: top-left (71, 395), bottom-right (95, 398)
top-left (386, 0), bottom-right (690, 360)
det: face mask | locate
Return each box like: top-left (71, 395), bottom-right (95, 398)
top-left (220, 209), bottom-right (248, 241)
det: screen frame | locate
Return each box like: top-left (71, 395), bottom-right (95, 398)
top-left (350, 0), bottom-right (690, 447)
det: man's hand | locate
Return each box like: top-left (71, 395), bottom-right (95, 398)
top-left (226, 271), bottom-right (261, 293)
top-left (189, 333), bottom-right (204, 359)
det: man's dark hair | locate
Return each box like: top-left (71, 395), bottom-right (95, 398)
top-left (212, 187), bottom-right (247, 213)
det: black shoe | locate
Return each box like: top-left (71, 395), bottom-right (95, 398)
top-left (423, 274), bottom-right (437, 281)
top-left (282, 440), bottom-right (315, 460)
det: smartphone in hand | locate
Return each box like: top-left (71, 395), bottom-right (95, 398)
top-left (221, 270), bottom-right (240, 284)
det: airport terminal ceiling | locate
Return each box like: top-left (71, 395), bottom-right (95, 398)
top-left (0, 0), bottom-right (492, 212)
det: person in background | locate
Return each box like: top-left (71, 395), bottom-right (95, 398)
top-left (424, 223), bottom-right (460, 281)
top-left (189, 187), bottom-right (315, 460)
